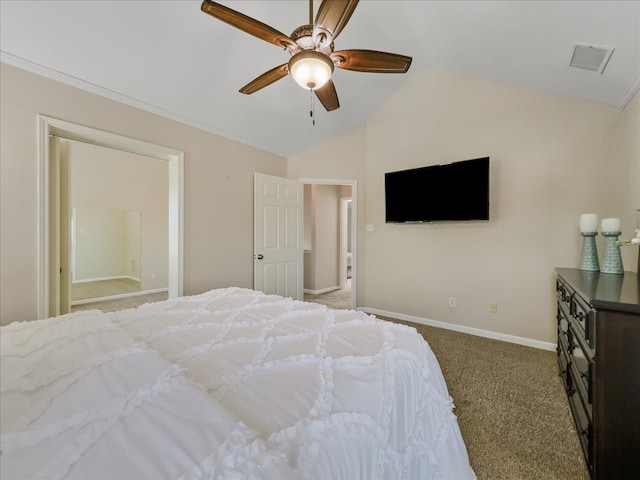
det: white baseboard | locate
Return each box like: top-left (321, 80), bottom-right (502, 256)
top-left (73, 275), bottom-right (140, 284)
top-left (304, 285), bottom-right (341, 295)
top-left (360, 307), bottom-right (556, 352)
top-left (70, 288), bottom-right (168, 306)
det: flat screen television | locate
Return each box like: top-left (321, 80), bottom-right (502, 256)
top-left (385, 156), bottom-right (490, 223)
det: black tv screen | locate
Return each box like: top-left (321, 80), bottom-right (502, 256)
top-left (385, 157), bottom-right (490, 223)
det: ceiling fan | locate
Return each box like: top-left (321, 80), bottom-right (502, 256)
top-left (201, 0), bottom-right (412, 112)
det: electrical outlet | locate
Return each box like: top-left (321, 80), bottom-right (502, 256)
top-left (151, 272), bottom-right (157, 280)
top-left (448, 297), bottom-right (456, 308)
top-left (489, 303), bottom-right (498, 313)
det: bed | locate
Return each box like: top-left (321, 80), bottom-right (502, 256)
top-left (1, 287), bottom-right (475, 479)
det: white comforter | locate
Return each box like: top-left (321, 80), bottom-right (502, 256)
top-left (1, 309), bottom-right (294, 479)
top-left (1, 288), bottom-right (474, 479)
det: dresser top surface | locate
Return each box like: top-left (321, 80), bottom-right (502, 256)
top-left (556, 268), bottom-right (640, 314)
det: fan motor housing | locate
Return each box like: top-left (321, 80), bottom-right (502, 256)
top-left (291, 24), bottom-right (334, 54)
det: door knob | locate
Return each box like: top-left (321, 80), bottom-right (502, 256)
top-left (256, 254), bottom-right (264, 260)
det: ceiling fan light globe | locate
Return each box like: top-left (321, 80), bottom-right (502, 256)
top-left (288, 50), bottom-right (334, 90)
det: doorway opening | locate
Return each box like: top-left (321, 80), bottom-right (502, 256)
top-left (37, 115), bottom-right (184, 319)
top-left (300, 179), bottom-right (356, 310)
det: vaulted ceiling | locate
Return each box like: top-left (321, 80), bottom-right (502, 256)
top-left (1, 1), bottom-right (638, 157)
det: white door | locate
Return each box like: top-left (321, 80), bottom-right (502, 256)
top-left (254, 173), bottom-right (303, 300)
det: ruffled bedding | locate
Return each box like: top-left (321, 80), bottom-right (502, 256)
top-left (1, 288), bottom-right (475, 479)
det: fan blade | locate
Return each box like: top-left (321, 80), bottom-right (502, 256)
top-left (314, 0), bottom-right (359, 43)
top-left (201, 0), bottom-right (295, 50)
top-left (314, 79), bottom-right (340, 111)
top-left (239, 64), bottom-right (289, 94)
top-left (332, 49), bottom-right (412, 73)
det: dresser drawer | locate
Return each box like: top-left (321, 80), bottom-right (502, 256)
top-left (568, 347), bottom-right (593, 420)
top-left (556, 277), bottom-right (573, 306)
top-left (570, 292), bottom-right (596, 349)
top-left (568, 322), bottom-right (594, 405)
top-left (557, 300), bottom-right (571, 343)
top-left (557, 329), bottom-right (572, 394)
top-left (567, 367), bottom-right (594, 472)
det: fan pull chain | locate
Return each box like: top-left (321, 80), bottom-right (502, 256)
top-left (309, 89), bottom-right (315, 126)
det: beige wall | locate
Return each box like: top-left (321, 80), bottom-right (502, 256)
top-left (73, 208), bottom-right (135, 281)
top-left (2, 62), bottom-right (636, 341)
top-left (303, 184), bottom-right (340, 292)
top-left (289, 68), bottom-right (638, 345)
top-left (305, 184), bottom-right (342, 292)
top-left (0, 63), bottom-right (286, 324)
top-left (303, 184), bottom-right (316, 290)
top-left (315, 185), bottom-right (341, 290)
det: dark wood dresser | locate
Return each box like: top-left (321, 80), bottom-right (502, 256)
top-left (555, 268), bottom-right (640, 479)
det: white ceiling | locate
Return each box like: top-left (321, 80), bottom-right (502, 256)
top-left (1, 1), bottom-right (639, 157)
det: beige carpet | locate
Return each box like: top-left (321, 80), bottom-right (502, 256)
top-left (70, 292), bottom-right (167, 313)
top-left (75, 284), bottom-right (353, 314)
top-left (71, 278), bottom-right (140, 301)
top-left (304, 282), bottom-right (352, 310)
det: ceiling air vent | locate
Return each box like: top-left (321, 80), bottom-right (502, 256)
top-left (568, 43), bottom-right (614, 74)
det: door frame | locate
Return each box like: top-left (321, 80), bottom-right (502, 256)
top-left (339, 197), bottom-right (352, 289)
top-left (298, 178), bottom-right (357, 309)
top-left (37, 115), bottom-right (184, 319)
